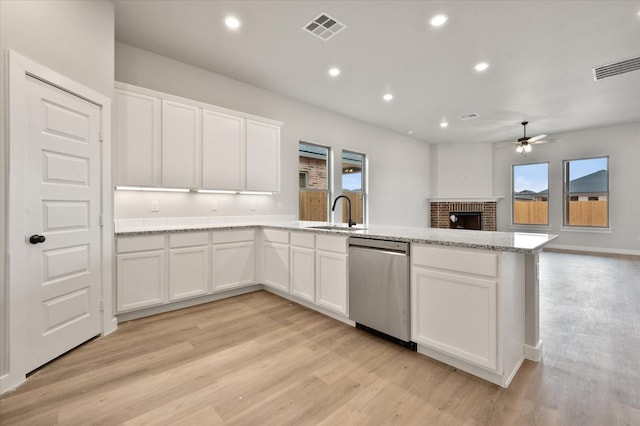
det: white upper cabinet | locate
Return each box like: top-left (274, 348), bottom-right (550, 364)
top-left (114, 89), bottom-right (161, 186)
top-left (202, 109), bottom-right (245, 190)
top-left (115, 83), bottom-right (282, 192)
top-left (246, 120), bottom-right (280, 192)
top-left (161, 99), bottom-right (202, 188)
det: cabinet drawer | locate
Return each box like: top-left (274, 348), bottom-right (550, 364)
top-left (412, 245), bottom-right (498, 277)
top-left (316, 235), bottom-right (347, 254)
top-left (169, 232), bottom-right (209, 248)
top-left (290, 232), bottom-right (314, 248)
top-left (263, 229), bottom-right (289, 244)
top-left (211, 229), bottom-right (254, 244)
top-left (117, 235), bottom-right (165, 253)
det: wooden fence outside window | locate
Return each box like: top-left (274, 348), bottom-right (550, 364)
top-left (513, 200), bottom-right (608, 227)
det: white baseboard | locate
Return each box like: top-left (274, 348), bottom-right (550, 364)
top-left (0, 373), bottom-right (25, 396)
top-left (545, 244), bottom-right (640, 257)
top-left (524, 340), bottom-right (543, 362)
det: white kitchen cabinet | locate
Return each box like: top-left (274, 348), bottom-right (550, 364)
top-left (202, 109), bottom-right (245, 190)
top-left (114, 89), bottom-right (161, 186)
top-left (211, 230), bottom-right (255, 292)
top-left (161, 99), bottom-right (201, 188)
top-left (116, 235), bottom-right (166, 312)
top-left (289, 232), bottom-right (315, 303)
top-left (315, 235), bottom-right (348, 316)
top-left (168, 232), bottom-right (209, 301)
top-left (261, 229), bottom-right (289, 292)
top-left (246, 120), bottom-right (280, 192)
top-left (412, 266), bottom-right (497, 370)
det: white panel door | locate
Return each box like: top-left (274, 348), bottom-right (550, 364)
top-left (246, 120), bottom-right (280, 192)
top-left (169, 246), bottom-right (209, 301)
top-left (412, 267), bottom-right (498, 370)
top-left (290, 246), bottom-right (315, 302)
top-left (114, 89), bottom-right (160, 186)
top-left (25, 75), bottom-right (102, 372)
top-left (315, 251), bottom-right (348, 316)
top-left (211, 242), bottom-right (255, 291)
top-left (263, 242), bottom-right (289, 293)
top-left (161, 99), bottom-right (201, 188)
top-left (202, 109), bottom-right (244, 190)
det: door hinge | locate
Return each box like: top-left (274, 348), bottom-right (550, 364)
top-left (99, 300), bottom-right (104, 312)
top-left (99, 215), bottom-right (104, 227)
top-left (99, 131), bottom-right (104, 143)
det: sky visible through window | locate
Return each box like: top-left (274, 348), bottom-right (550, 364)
top-left (343, 172), bottom-right (361, 190)
top-left (514, 158), bottom-right (607, 193)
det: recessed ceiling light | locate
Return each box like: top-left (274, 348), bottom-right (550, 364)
top-left (383, 93), bottom-right (393, 102)
top-left (328, 67), bottom-right (341, 77)
top-left (407, 130), bottom-right (414, 135)
top-left (225, 16), bottom-right (241, 29)
top-left (430, 14), bottom-right (448, 27)
top-left (474, 62), bottom-right (490, 72)
top-left (440, 121), bottom-right (449, 128)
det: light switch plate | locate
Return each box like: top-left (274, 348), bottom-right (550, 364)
top-left (150, 200), bottom-right (159, 212)
top-left (277, 201), bottom-right (283, 210)
top-left (210, 201), bottom-right (218, 211)
top-left (250, 201), bottom-right (257, 211)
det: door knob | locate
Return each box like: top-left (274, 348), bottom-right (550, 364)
top-left (29, 234), bottom-right (46, 244)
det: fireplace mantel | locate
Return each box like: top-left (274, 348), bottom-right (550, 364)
top-left (427, 196), bottom-right (503, 203)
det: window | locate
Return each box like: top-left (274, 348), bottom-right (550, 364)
top-left (512, 163), bottom-right (549, 225)
top-left (298, 142), bottom-right (330, 221)
top-left (563, 157), bottom-right (608, 227)
top-left (341, 151), bottom-right (366, 225)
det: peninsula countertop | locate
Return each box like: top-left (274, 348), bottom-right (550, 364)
top-left (115, 220), bottom-right (557, 254)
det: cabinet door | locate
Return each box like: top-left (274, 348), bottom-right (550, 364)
top-left (246, 120), bottom-right (280, 192)
top-left (169, 246), bottom-right (209, 301)
top-left (411, 267), bottom-right (497, 370)
top-left (263, 242), bottom-right (289, 293)
top-left (162, 99), bottom-right (201, 188)
top-left (117, 250), bottom-right (165, 312)
top-left (212, 242), bottom-right (255, 291)
top-left (202, 110), bottom-right (244, 190)
top-left (114, 89), bottom-right (160, 186)
top-left (315, 251), bottom-right (348, 316)
top-left (290, 246), bottom-right (315, 302)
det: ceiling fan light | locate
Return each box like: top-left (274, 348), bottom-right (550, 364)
top-left (516, 145), bottom-right (524, 154)
top-left (524, 144), bottom-right (532, 153)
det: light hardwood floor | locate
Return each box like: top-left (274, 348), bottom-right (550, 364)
top-left (1, 252), bottom-right (639, 425)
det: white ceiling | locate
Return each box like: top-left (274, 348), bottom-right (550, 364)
top-left (114, 1), bottom-right (640, 144)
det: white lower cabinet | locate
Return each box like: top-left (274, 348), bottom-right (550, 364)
top-left (211, 230), bottom-right (255, 292)
top-left (290, 246), bottom-right (315, 302)
top-left (315, 235), bottom-right (348, 316)
top-left (168, 232), bottom-right (209, 301)
top-left (116, 235), bottom-right (166, 312)
top-left (263, 243), bottom-right (290, 292)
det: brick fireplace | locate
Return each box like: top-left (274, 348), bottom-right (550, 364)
top-left (430, 200), bottom-right (497, 231)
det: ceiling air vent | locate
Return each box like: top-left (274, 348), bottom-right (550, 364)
top-left (458, 113), bottom-right (479, 120)
top-left (593, 56), bottom-right (640, 81)
top-left (303, 13), bottom-right (346, 41)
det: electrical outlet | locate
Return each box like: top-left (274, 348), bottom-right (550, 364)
top-left (210, 201), bottom-right (218, 211)
top-left (150, 200), bottom-right (159, 212)
top-left (250, 201), bottom-right (257, 211)
top-left (277, 201), bottom-right (283, 210)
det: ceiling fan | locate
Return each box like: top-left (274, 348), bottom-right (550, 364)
top-left (515, 121), bottom-right (550, 154)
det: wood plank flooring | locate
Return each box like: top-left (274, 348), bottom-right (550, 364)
top-left (1, 251), bottom-right (639, 425)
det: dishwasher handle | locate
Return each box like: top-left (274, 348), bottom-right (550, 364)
top-left (348, 237), bottom-right (409, 254)
top-left (349, 245), bottom-right (408, 257)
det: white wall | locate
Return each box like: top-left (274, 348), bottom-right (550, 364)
top-left (114, 42), bottom-right (432, 226)
top-left (431, 143), bottom-right (494, 198)
top-left (493, 121), bottom-right (640, 253)
top-left (0, 0), bottom-right (114, 389)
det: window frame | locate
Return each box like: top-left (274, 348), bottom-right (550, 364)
top-left (562, 156), bottom-right (609, 228)
top-left (511, 162), bottom-right (550, 226)
top-left (341, 149), bottom-right (367, 225)
top-left (298, 141), bottom-right (332, 221)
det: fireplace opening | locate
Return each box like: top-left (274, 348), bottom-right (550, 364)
top-left (449, 212), bottom-right (482, 230)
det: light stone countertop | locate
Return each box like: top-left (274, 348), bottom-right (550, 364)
top-left (115, 220), bottom-right (557, 254)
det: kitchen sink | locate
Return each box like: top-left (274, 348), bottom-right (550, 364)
top-left (306, 225), bottom-right (368, 231)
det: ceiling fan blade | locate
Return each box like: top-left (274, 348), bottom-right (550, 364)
top-left (530, 138), bottom-right (557, 145)
top-left (528, 134), bottom-right (547, 142)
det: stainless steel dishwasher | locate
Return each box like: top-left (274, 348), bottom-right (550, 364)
top-left (348, 237), bottom-right (415, 350)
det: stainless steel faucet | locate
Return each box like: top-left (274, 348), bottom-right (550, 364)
top-left (332, 195), bottom-right (357, 227)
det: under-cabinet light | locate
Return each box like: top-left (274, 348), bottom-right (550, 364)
top-left (238, 191), bottom-right (274, 195)
top-left (114, 186), bottom-right (190, 193)
top-left (196, 189), bottom-right (238, 194)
